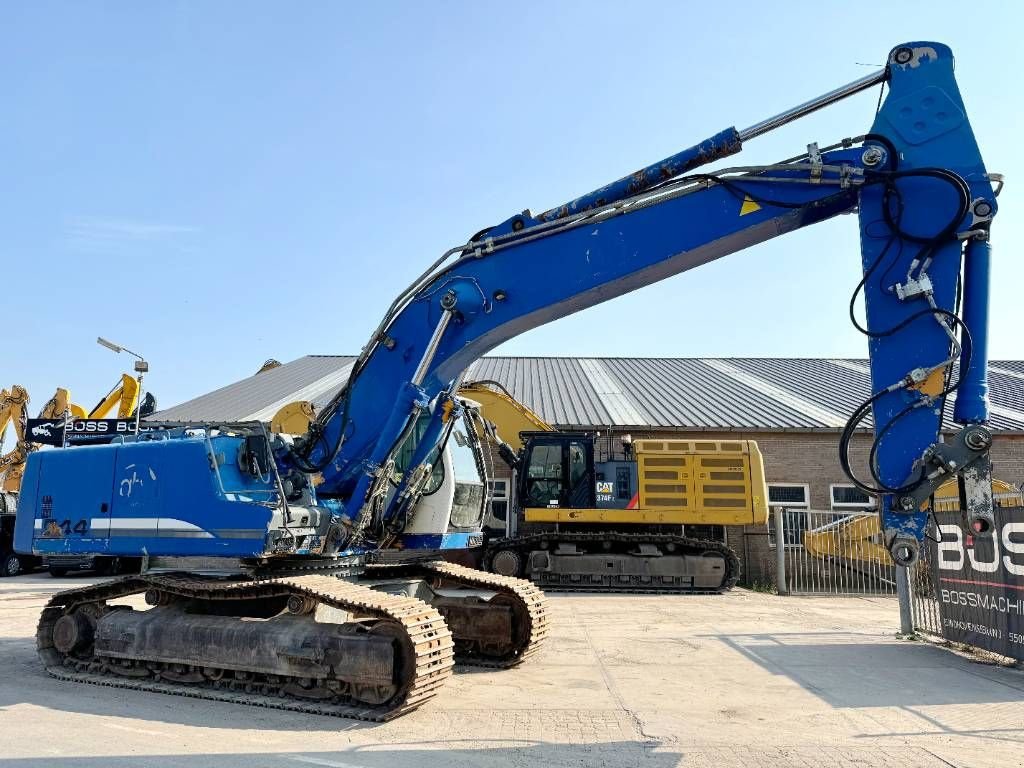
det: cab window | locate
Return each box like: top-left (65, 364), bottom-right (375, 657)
top-left (525, 443), bottom-right (563, 507)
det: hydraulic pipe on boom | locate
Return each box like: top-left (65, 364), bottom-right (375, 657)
top-left (15, 41), bottom-right (1000, 721)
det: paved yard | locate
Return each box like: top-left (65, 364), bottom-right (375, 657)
top-left (1, 573), bottom-right (1022, 767)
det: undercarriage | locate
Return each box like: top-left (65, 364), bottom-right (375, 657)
top-left (37, 561), bottom-right (548, 721)
top-left (483, 532), bottom-right (740, 593)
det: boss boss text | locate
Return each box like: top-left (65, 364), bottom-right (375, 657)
top-left (67, 421), bottom-right (136, 433)
top-left (937, 523), bottom-right (1024, 575)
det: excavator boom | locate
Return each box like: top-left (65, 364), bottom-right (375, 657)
top-left (290, 42), bottom-right (995, 567)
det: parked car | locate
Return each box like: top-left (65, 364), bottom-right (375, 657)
top-left (46, 554), bottom-right (142, 577)
top-left (0, 511), bottom-right (41, 577)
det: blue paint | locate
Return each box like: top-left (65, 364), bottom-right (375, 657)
top-left (310, 155), bottom-right (865, 508)
top-left (531, 127), bottom-right (742, 226)
top-left (17, 435), bottom-right (275, 558)
top-left (859, 43), bottom-right (995, 543)
top-left (396, 532), bottom-right (479, 550)
top-left (954, 238), bottom-right (992, 424)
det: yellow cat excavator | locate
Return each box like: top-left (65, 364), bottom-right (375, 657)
top-left (457, 381), bottom-right (767, 592)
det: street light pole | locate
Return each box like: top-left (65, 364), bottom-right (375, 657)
top-left (96, 337), bottom-right (149, 436)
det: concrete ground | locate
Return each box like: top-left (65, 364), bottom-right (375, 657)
top-left (1, 574), bottom-right (1023, 768)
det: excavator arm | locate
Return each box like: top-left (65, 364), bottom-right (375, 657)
top-left (0, 386), bottom-right (30, 492)
top-left (458, 379), bottom-right (553, 469)
top-left (0, 386), bottom-right (29, 447)
top-left (288, 42), bottom-right (997, 566)
top-left (1, 386), bottom-right (79, 493)
top-left (86, 373), bottom-right (140, 418)
top-left (459, 381), bottom-right (553, 452)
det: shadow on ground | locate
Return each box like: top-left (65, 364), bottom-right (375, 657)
top-left (0, 742), bottom-right (677, 768)
top-left (0, 629), bottom-right (382, 733)
top-left (707, 630), bottom-right (1024, 708)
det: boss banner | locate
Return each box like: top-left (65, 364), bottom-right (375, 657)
top-left (929, 506), bottom-right (1024, 661)
top-left (26, 418), bottom-right (165, 446)
top-left (64, 419), bottom-right (142, 442)
top-left (24, 419), bottom-right (67, 446)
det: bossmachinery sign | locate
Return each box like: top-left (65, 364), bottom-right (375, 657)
top-left (930, 507), bottom-right (1024, 661)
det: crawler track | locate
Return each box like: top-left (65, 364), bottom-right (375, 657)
top-left (483, 532), bottom-right (741, 594)
top-left (37, 573), bottom-right (454, 721)
top-left (363, 560), bottom-right (550, 668)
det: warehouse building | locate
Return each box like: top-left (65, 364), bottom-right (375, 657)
top-left (154, 356), bottom-right (1024, 584)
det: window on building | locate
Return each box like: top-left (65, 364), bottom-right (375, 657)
top-left (830, 484), bottom-right (874, 510)
top-left (487, 479), bottom-right (508, 522)
top-left (768, 484), bottom-right (810, 507)
top-left (767, 483), bottom-right (810, 548)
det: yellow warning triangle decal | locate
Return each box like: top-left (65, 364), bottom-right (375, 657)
top-left (739, 195), bottom-right (761, 216)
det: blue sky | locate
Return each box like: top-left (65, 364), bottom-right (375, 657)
top-left (2, 2), bottom-right (1021, 418)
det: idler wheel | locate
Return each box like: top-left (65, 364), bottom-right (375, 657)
top-left (491, 549), bottom-right (523, 578)
top-left (53, 612), bottom-right (94, 655)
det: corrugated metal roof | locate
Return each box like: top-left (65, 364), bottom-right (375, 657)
top-left (465, 357), bottom-right (610, 426)
top-left (993, 362), bottom-right (1024, 378)
top-left (152, 356), bottom-right (357, 422)
top-left (728, 358), bottom-right (874, 425)
top-left (597, 358), bottom-right (835, 430)
top-left (152, 355), bottom-right (1024, 433)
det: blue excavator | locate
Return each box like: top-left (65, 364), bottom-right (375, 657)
top-left (15, 41), bottom-right (1000, 720)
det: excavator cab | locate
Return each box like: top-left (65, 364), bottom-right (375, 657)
top-left (518, 432), bottom-right (596, 510)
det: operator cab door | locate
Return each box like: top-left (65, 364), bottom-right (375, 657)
top-left (519, 435), bottom-right (595, 510)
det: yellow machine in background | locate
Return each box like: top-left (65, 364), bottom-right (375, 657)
top-left (457, 381), bottom-right (553, 451)
top-left (463, 380), bottom-right (767, 592)
top-left (519, 437), bottom-right (768, 527)
top-left (0, 373), bottom-right (152, 495)
top-left (84, 373), bottom-right (140, 418)
top-left (0, 386), bottom-right (77, 493)
top-left (463, 380), bottom-right (767, 528)
top-left (0, 386), bottom-right (30, 494)
top-left (271, 400), bottom-right (317, 435)
top-left (802, 478), bottom-right (1024, 566)
top-left (256, 359), bottom-right (283, 374)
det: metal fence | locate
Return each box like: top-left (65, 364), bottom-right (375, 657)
top-left (772, 508), bottom-right (897, 596)
top-left (909, 535), bottom-right (942, 635)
